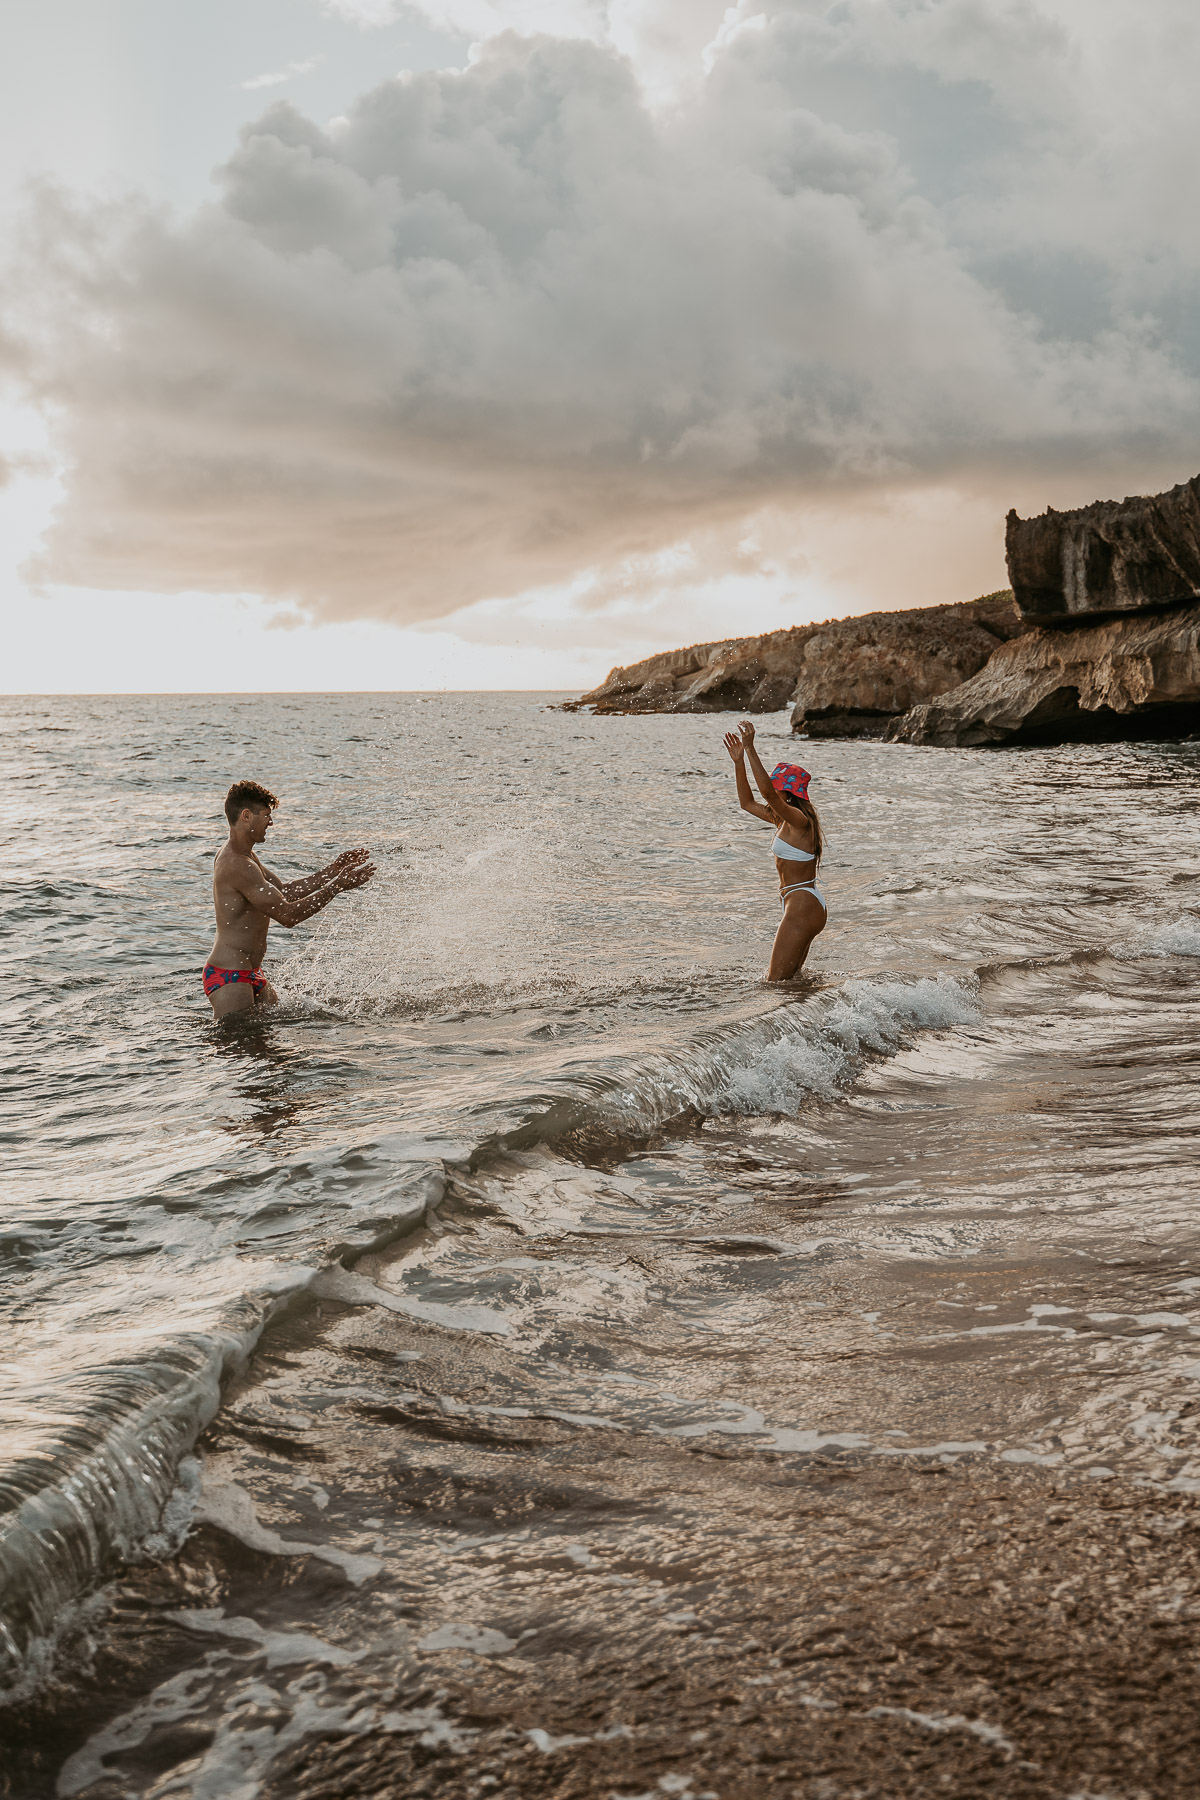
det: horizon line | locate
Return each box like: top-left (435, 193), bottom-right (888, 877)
top-left (0, 687), bottom-right (582, 699)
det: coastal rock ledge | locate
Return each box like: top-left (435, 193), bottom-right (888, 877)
top-left (888, 600), bottom-right (1200, 747)
top-left (564, 591), bottom-right (1024, 736)
top-left (894, 472), bottom-right (1200, 744)
top-left (568, 472), bottom-right (1200, 747)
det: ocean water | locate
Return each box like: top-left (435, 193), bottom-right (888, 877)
top-left (4, 692), bottom-right (1200, 1794)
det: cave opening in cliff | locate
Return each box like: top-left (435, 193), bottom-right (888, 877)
top-left (1009, 690), bottom-right (1200, 747)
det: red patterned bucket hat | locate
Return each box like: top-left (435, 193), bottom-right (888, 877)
top-left (769, 762), bottom-right (811, 800)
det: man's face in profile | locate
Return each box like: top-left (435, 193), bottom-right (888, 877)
top-left (242, 805), bottom-right (272, 845)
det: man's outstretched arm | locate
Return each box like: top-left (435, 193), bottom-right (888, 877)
top-left (237, 855), bottom-right (374, 928)
top-left (256, 848), bottom-right (371, 901)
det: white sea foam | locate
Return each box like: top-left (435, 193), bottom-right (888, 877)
top-left (139, 1455), bottom-right (203, 1561)
top-left (1113, 913), bottom-right (1200, 959)
top-left (57, 1663), bottom-right (225, 1797)
top-left (194, 1477), bottom-right (383, 1584)
top-left (720, 976), bottom-right (979, 1117)
top-left (723, 1035), bottom-right (844, 1110)
top-left (58, 1661), bottom-right (449, 1800)
top-left (418, 1622), bottom-right (519, 1655)
top-left (500, 973), bottom-right (981, 1154)
top-left (165, 1607), bottom-right (364, 1668)
top-left (866, 1705), bottom-right (1015, 1754)
top-left (312, 1264), bottom-right (511, 1335)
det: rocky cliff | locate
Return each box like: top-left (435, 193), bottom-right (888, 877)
top-left (1007, 474), bottom-right (1200, 621)
top-left (789, 593), bottom-right (1022, 737)
top-left (888, 600), bottom-right (1200, 747)
top-left (565, 591), bottom-right (1023, 733)
top-left (564, 625), bottom-right (814, 716)
top-left (567, 470), bottom-right (1200, 747)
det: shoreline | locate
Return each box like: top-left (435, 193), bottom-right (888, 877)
top-left (7, 1211), bottom-right (1200, 1799)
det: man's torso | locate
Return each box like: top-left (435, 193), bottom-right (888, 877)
top-left (210, 846), bottom-right (277, 968)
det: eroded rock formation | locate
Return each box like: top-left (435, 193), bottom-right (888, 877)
top-left (1007, 475), bottom-right (1200, 621)
top-left (564, 626), bottom-right (814, 716)
top-left (789, 593), bottom-right (1022, 738)
top-left (565, 592), bottom-right (1023, 734)
top-left (568, 470), bottom-right (1200, 747)
top-left (888, 601), bottom-right (1200, 747)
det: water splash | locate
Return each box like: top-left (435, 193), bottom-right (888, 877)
top-left (280, 827), bottom-right (572, 1014)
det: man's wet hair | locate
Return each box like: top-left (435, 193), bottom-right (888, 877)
top-left (224, 780), bottom-right (279, 825)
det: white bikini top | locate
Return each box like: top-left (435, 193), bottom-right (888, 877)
top-left (772, 833), bottom-right (816, 863)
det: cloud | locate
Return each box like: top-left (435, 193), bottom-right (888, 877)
top-left (323, 0), bottom-right (606, 37)
top-left (324, 0), bottom-right (753, 105)
top-left (7, 2), bottom-right (1200, 628)
top-left (241, 55), bottom-right (326, 92)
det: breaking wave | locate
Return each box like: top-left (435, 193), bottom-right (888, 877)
top-left (496, 973), bottom-right (980, 1153)
top-left (0, 969), bottom-right (979, 1696)
top-left (1114, 912), bottom-right (1200, 960)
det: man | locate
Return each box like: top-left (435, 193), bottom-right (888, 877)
top-left (204, 779), bottom-right (375, 1017)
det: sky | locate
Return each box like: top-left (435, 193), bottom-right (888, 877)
top-left (3, 0), bottom-right (1199, 692)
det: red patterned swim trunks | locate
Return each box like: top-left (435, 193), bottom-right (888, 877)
top-left (202, 964), bottom-right (267, 1000)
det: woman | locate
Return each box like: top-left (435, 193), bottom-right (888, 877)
top-left (723, 719), bottom-right (826, 981)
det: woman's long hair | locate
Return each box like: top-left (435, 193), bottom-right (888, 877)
top-left (782, 792), bottom-right (823, 868)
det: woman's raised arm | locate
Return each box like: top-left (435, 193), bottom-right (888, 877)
top-left (723, 727), bottom-right (780, 820)
top-left (738, 721), bottom-right (791, 824)
top-left (724, 730), bottom-right (775, 821)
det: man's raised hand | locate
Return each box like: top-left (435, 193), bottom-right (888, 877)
top-left (332, 847), bottom-right (371, 873)
top-left (723, 731), bottom-right (745, 762)
top-left (739, 720), bottom-right (756, 745)
top-left (338, 860), bottom-right (376, 892)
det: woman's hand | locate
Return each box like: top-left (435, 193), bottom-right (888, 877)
top-left (739, 720), bottom-right (756, 746)
top-left (723, 731), bottom-right (745, 762)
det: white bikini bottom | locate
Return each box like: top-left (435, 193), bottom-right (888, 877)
top-left (780, 880), bottom-right (826, 913)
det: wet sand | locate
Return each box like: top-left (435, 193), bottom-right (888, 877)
top-left (7, 1184), bottom-right (1200, 1800)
